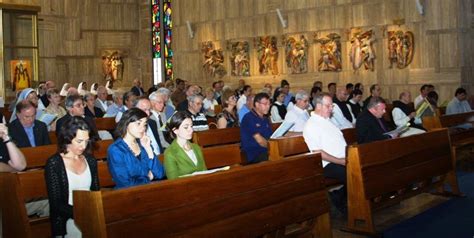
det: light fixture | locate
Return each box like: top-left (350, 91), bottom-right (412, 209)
top-left (186, 20), bottom-right (194, 39)
top-left (276, 9), bottom-right (287, 28)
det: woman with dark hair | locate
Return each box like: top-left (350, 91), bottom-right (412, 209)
top-left (216, 89), bottom-right (239, 129)
top-left (44, 116), bottom-right (100, 237)
top-left (107, 108), bottom-right (164, 189)
top-left (83, 93), bottom-right (104, 118)
top-left (164, 111), bottom-right (206, 179)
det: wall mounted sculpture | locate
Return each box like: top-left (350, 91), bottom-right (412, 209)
top-left (227, 41), bottom-right (250, 76)
top-left (102, 50), bottom-right (124, 81)
top-left (255, 36), bottom-right (279, 75)
top-left (284, 35), bottom-right (309, 74)
top-left (315, 33), bottom-right (342, 72)
top-left (201, 41), bottom-right (226, 78)
top-left (349, 29), bottom-right (376, 71)
top-left (387, 30), bottom-right (414, 69)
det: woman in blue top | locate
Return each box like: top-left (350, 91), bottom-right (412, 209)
top-left (107, 108), bottom-right (164, 188)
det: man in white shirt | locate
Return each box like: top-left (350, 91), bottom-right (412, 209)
top-left (331, 87), bottom-right (355, 129)
top-left (414, 84), bottom-right (430, 109)
top-left (149, 91), bottom-right (170, 149)
top-left (392, 91), bottom-right (425, 136)
top-left (283, 90), bottom-right (310, 133)
top-left (446, 87), bottom-right (472, 115)
top-left (303, 93), bottom-right (347, 214)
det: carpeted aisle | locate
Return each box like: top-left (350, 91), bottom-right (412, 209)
top-left (383, 171), bottom-right (474, 238)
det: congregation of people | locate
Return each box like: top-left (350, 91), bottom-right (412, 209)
top-left (1, 77), bottom-right (473, 237)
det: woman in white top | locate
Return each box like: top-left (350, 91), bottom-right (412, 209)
top-left (270, 90), bottom-right (287, 123)
top-left (45, 116), bottom-right (100, 237)
top-left (203, 87), bottom-right (218, 117)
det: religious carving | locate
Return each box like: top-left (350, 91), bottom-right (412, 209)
top-left (314, 33), bottom-right (342, 72)
top-left (255, 36), bottom-right (279, 75)
top-left (349, 29), bottom-right (376, 71)
top-left (284, 35), bottom-right (308, 74)
top-left (387, 30), bottom-right (414, 69)
top-left (201, 41), bottom-right (226, 78)
top-left (102, 50), bottom-right (124, 81)
top-left (227, 41), bottom-right (250, 76)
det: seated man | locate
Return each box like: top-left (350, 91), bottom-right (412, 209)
top-left (149, 91), bottom-right (171, 149)
top-left (238, 94), bottom-right (254, 123)
top-left (95, 86), bottom-right (111, 114)
top-left (115, 91), bottom-right (137, 122)
top-left (392, 91), bottom-right (426, 136)
top-left (105, 90), bottom-right (125, 117)
top-left (56, 94), bottom-right (99, 141)
top-left (283, 90), bottom-right (310, 133)
top-left (135, 97), bottom-right (164, 156)
top-left (186, 94), bottom-right (209, 131)
top-left (446, 87), bottom-right (472, 115)
top-left (9, 100), bottom-right (51, 148)
top-left (303, 93), bottom-right (347, 214)
top-left (240, 93), bottom-right (272, 164)
top-left (331, 87), bottom-right (355, 129)
top-left (356, 97), bottom-right (397, 144)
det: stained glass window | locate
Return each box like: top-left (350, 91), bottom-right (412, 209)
top-left (151, 0), bottom-right (172, 84)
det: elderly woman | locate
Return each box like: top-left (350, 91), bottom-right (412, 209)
top-left (107, 108), bottom-right (165, 189)
top-left (216, 89), bottom-right (239, 129)
top-left (45, 116), bottom-right (100, 237)
top-left (164, 111), bottom-right (207, 179)
top-left (44, 88), bottom-right (67, 131)
top-left (83, 93), bottom-right (104, 118)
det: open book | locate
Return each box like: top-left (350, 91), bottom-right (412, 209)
top-left (36, 111), bottom-right (57, 125)
top-left (179, 166), bottom-right (230, 178)
top-left (383, 123), bottom-right (410, 138)
top-left (270, 121), bottom-right (295, 139)
top-left (415, 98), bottom-right (432, 118)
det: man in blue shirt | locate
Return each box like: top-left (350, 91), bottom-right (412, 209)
top-left (238, 94), bottom-right (254, 123)
top-left (8, 100), bottom-right (50, 148)
top-left (240, 93), bottom-right (272, 164)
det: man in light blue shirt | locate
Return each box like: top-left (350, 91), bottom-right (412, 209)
top-left (238, 94), bottom-right (254, 123)
top-left (446, 88), bottom-right (472, 115)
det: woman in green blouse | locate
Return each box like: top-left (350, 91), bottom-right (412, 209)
top-left (164, 111), bottom-right (207, 179)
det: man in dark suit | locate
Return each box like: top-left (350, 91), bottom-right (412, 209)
top-left (56, 94), bottom-right (99, 141)
top-left (8, 100), bottom-right (50, 148)
top-left (356, 96), bottom-right (397, 144)
top-left (130, 78), bottom-right (145, 96)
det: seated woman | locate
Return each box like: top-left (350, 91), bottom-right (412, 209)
top-left (107, 108), bottom-right (164, 189)
top-left (45, 116), bottom-right (100, 237)
top-left (84, 93), bottom-right (104, 118)
top-left (216, 88), bottom-right (239, 129)
top-left (44, 88), bottom-right (67, 131)
top-left (164, 111), bottom-right (207, 179)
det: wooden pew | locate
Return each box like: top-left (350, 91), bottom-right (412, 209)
top-left (268, 128), bottom-right (357, 187)
top-left (1, 140), bottom-right (115, 237)
top-left (158, 143), bottom-right (243, 169)
top-left (345, 129), bottom-right (460, 234)
top-left (48, 131), bottom-right (57, 144)
top-left (94, 117), bottom-right (117, 131)
top-left (74, 153), bottom-right (333, 238)
top-left (422, 111), bottom-right (474, 159)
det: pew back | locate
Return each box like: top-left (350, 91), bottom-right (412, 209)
top-left (94, 117), bottom-right (117, 131)
top-left (345, 129), bottom-right (459, 234)
top-left (74, 153), bottom-right (332, 237)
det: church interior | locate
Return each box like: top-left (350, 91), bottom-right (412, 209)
top-left (0, 0), bottom-right (473, 237)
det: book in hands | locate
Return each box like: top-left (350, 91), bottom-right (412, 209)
top-left (415, 98), bottom-right (431, 118)
top-left (270, 121), bottom-right (295, 139)
top-left (179, 166), bottom-right (230, 178)
top-left (383, 123), bottom-right (410, 138)
top-left (36, 111), bottom-right (57, 125)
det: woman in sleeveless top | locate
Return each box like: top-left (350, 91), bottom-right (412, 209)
top-left (217, 89), bottom-right (239, 129)
top-left (45, 116), bottom-right (100, 237)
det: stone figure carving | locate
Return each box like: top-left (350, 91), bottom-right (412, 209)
top-left (256, 36), bottom-right (279, 75)
top-left (228, 41), bottom-right (250, 76)
top-left (387, 30), bottom-right (414, 69)
top-left (201, 41), bottom-right (226, 78)
top-left (284, 35), bottom-right (308, 74)
top-left (102, 51), bottom-right (124, 81)
top-left (350, 29), bottom-right (376, 71)
top-left (315, 33), bottom-right (342, 72)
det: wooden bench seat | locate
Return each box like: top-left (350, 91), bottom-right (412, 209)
top-left (74, 153), bottom-right (332, 237)
top-left (94, 117), bottom-right (117, 131)
top-left (345, 129), bottom-right (460, 234)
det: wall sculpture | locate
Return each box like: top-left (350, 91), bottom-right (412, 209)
top-left (387, 30), bottom-right (414, 69)
top-left (315, 33), bottom-right (342, 72)
top-left (102, 50), bottom-right (124, 81)
top-left (227, 41), bottom-right (250, 76)
top-left (201, 41), bottom-right (226, 78)
top-left (349, 29), bottom-right (376, 71)
top-left (284, 35), bottom-right (309, 74)
top-left (255, 36), bottom-right (279, 75)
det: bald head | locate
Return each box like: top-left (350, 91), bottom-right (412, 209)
top-left (336, 87), bottom-right (349, 102)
